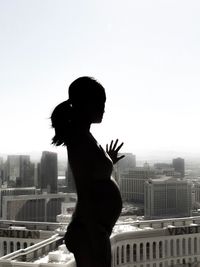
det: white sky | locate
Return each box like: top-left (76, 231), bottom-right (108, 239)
top-left (1, 0), bottom-right (200, 159)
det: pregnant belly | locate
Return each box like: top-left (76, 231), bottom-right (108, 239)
top-left (91, 178), bottom-right (122, 231)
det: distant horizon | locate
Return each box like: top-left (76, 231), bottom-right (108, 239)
top-left (1, 148), bottom-right (200, 163)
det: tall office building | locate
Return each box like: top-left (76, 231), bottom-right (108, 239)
top-left (39, 151), bottom-right (58, 193)
top-left (19, 156), bottom-right (34, 187)
top-left (120, 167), bottom-right (155, 203)
top-left (0, 157), bottom-right (4, 185)
top-left (144, 176), bottom-right (192, 219)
top-left (172, 157), bottom-right (185, 178)
top-left (194, 182), bottom-right (200, 204)
top-left (5, 155), bottom-right (34, 187)
top-left (5, 155), bottom-right (20, 186)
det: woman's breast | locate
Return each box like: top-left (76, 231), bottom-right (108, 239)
top-left (93, 146), bottom-right (113, 181)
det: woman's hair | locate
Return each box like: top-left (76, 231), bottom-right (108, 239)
top-left (51, 76), bottom-right (105, 146)
top-left (51, 100), bottom-right (72, 146)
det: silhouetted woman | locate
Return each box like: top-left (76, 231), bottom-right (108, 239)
top-left (51, 77), bottom-right (124, 267)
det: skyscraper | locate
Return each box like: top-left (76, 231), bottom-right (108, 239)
top-left (18, 155), bottom-right (34, 187)
top-left (172, 157), bottom-right (185, 178)
top-left (0, 157), bottom-right (4, 185)
top-left (5, 155), bottom-right (34, 187)
top-left (194, 182), bottom-right (200, 204)
top-left (39, 151), bottom-right (58, 193)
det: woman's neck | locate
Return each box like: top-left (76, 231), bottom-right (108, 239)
top-left (72, 120), bottom-right (91, 133)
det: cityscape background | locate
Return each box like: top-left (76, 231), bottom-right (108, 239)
top-left (1, 150), bottom-right (200, 266)
top-left (0, 151), bottom-right (200, 222)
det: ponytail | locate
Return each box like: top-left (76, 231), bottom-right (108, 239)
top-left (51, 100), bottom-right (72, 146)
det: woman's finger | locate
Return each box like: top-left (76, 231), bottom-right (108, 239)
top-left (112, 139), bottom-right (119, 150)
top-left (116, 142), bottom-right (124, 152)
top-left (109, 140), bottom-right (113, 151)
top-left (117, 155), bottom-right (125, 161)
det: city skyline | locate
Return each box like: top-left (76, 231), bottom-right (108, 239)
top-left (1, 1), bottom-right (200, 157)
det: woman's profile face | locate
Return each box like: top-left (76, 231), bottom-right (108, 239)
top-left (69, 76), bottom-right (106, 124)
top-left (77, 95), bottom-right (105, 124)
top-left (89, 99), bottom-right (105, 123)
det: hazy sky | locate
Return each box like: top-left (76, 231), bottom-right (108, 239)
top-left (1, 0), bottom-right (200, 159)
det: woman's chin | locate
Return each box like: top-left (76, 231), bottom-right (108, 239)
top-left (92, 117), bottom-right (103, 124)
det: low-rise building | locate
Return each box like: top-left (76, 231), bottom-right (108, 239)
top-left (2, 193), bottom-right (74, 222)
top-left (145, 176), bottom-right (192, 219)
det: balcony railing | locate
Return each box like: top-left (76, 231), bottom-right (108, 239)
top-left (2, 216), bottom-right (200, 266)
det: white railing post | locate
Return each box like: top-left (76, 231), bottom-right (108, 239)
top-left (136, 243), bottom-right (140, 263)
top-left (143, 242), bottom-right (146, 262)
top-left (130, 242), bottom-right (133, 264)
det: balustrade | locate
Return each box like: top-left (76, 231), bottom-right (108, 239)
top-left (110, 233), bottom-right (200, 267)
